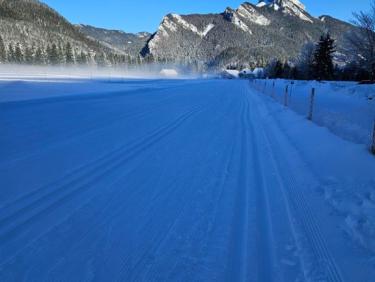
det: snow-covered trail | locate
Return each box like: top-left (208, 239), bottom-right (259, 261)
top-left (0, 80), bottom-right (374, 281)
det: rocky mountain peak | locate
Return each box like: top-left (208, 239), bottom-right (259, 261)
top-left (257, 0), bottom-right (305, 10)
top-left (257, 0), bottom-right (312, 22)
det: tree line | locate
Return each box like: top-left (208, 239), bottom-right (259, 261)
top-left (0, 36), bottom-right (144, 67)
top-left (265, 33), bottom-right (337, 81)
top-left (265, 1), bottom-right (375, 82)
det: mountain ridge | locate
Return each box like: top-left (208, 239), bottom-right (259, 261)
top-left (141, 1), bottom-right (356, 68)
top-left (0, 0), bottom-right (358, 68)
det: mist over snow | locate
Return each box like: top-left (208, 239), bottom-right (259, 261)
top-left (0, 64), bottom-right (205, 82)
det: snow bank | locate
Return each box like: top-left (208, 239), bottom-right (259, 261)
top-left (254, 79), bottom-right (375, 147)
top-left (255, 88), bottom-right (375, 257)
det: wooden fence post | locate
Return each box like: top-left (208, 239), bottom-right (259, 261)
top-left (308, 87), bottom-right (315, 121)
top-left (371, 120), bottom-right (375, 154)
top-left (289, 81), bottom-right (294, 101)
top-left (284, 85), bottom-right (289, 107)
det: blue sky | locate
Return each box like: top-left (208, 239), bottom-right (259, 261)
top-left (42, 0), bottom-right (372, 33)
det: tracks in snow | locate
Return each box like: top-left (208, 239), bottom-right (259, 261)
top-left (0, 80), bottom-right (354, 281)
top-left (247, 84), bottom-right (344, 282)
top-left (0, 104), bottom-right (206, 264)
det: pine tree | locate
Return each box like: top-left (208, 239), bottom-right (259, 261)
top-left (282, 61), bottom-right (292, 78)
top-left (8, 44), bottom-right (15, 63)
top-left (58, 44), bottom-right (65, 64)
top-left (313, 33), bottom-right (335, 81)
top-left (24, 45), bottom-right (34, 64)
top-left (48, 43), bottom-right (59, 65)
top-left (126, 55), bottom-right (131, 65)
top-left (267, 59), bottom-right (284, 78)
top-left (34, 47), bottom-right (45, 65)
top-left (94, 52), bottom-right (106, 67)
top-left (65, 42), bottom-right (74, 64)
top-left (45, 45), bottom-right (51, 64)
top-left (14, 43), bottom-right (23, 64)
top-left (0, 35), bottom-right (6, 63)
top-left (86, 52), bottom-right (93, 65)
top-left (76, 51), bottom-right (86, 65)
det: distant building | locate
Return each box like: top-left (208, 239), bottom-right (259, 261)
top-left (239, 69), bottom-right (255, 79)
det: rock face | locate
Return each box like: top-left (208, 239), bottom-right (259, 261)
top-left (142, 1), bottom-right (356, 68)
top-left (257, 0), bottom-right (312, 23)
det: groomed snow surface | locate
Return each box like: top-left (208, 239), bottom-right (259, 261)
top-left (0, 78), bottom-right (375, 281)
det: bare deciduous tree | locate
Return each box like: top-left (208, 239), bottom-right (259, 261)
top-left (345, 1), bottom-right (375, 80)
top-left (297, 42), bottom-right (315, 79)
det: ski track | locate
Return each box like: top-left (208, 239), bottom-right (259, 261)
top-left (0, 79), bottom-right (373, 281)
top-left (248, 86), bottom-right (343, 282)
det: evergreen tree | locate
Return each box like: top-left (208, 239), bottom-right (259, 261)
top-left (76, 51), bottom-right (87, 65)
top-left (290, 66), bottom-right (299, 80)
top-left (45, 45), bottom-right (51, 64)
top-left (107, 53), bottom-right (115, 67)
top-left (34, 47), bottom-right (45, 65)
top-left (14, 43), bottom-right (23, 64)
top-left (48, 43), bottom-right (59, 65)
top-left (282, 62), bottom-right (292, 78)
top-left (126, 55), bottom-right (131, 65)
top-left (313, 33), bottom-right (335, 81)
top-left (0, 35), bottom-right (6, 63)
top-left (266, 59), bottom-right (284, 78)
top-left (24, 45), bottom-right (34, 64)
top-left (65, 42), bottom-right (74, 64)
top-left (58, 44), bottom-right (65, 64)
top-left (94, 52), bottom-right (106, 67)
top-left (7, 43), bottom-right (15, 63)
top-left (86, 52), bottom-right (94, 65)
top-left (144, 54), bottom-right (154, 64)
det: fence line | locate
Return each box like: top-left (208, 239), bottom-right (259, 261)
top-left (251, 79), bottom-right (375, 155)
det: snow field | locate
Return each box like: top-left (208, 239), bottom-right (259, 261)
top-left (0, 79), bottom-right (374, 281)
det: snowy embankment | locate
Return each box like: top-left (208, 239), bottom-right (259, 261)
top-left (254, 79), bottom-right (375, 148)
top-left (255, 88), bottom-right (375, 260)
top-left (253, 79), bottom-right (375, 258)
top-left (0, 79), bottom-right (374, 281)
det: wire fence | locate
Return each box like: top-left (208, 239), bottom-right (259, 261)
top-left (251, 79), bottom-right (375, 154)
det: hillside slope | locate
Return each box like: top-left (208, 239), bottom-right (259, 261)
top-left (0, 0), bottom-right (111, 54)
